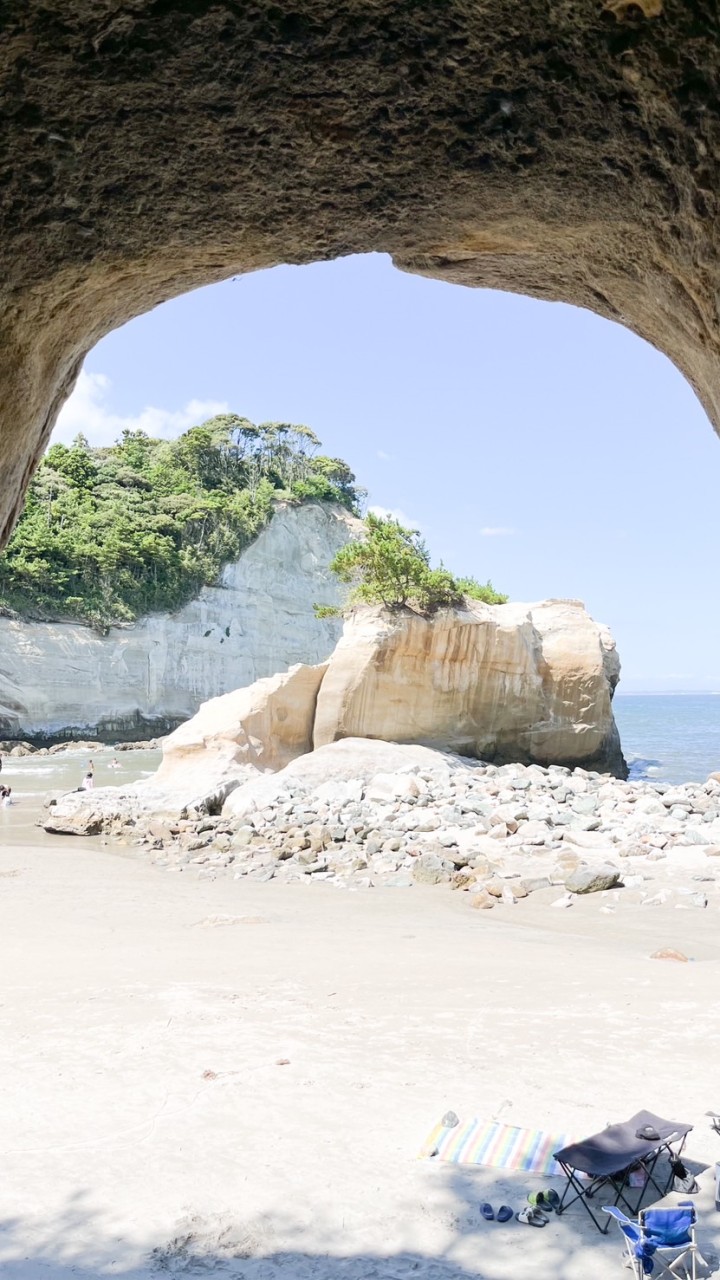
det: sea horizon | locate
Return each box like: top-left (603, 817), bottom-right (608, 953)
top-left (613, 691), bottom-right (720, 784)
top-left (615, 689), bottom-right (720, 697)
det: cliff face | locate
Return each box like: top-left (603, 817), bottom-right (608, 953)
top-left (0, 503), bottom-right (359, 740)
top-left (313, 600), bottom-right (625, 777)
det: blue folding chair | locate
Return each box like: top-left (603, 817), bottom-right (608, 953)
top-left (603, 1204), bottom-right (699, 1279)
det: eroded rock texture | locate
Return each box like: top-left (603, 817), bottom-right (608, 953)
top-left (1, 1), bottom-right (719, 542)
top-left (313, 600), bottom-right (625, 775)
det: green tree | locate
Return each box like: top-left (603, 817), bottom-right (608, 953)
top-left (320, 514), bottom-right (507, 615)
top-left (0, 415), bottom-right (362, 629)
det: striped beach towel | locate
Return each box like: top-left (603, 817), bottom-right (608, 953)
top-left (421, 1117), bottom-right (574, 1177)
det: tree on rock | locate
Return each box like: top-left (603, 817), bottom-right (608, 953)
top-left (317, 513), bottom-right (507, 616)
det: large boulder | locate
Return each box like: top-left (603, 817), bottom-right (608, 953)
top-left (313, 601), bottom-right (626, 777)
top-left (152, 661), bottom-right (327, 792)
top-left (222, 736), bottom-right (466, 820)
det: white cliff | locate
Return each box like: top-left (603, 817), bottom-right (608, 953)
top-left (0, 502), bottom-right (360, 739)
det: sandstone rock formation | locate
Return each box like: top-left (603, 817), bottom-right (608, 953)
top-left (45, 597), bottom-right (625, 833)
top-left (0, 503), bottom-right (358, 739)
top-left (152, 661), bottom-right (328, 798)
top-left (2, 6), bottom-right (720, 546)
top-left (314, 600), bottom-right (625, 776)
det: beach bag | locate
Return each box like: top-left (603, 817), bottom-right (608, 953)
top-left (670, 1157), bottom-right (698, 1194)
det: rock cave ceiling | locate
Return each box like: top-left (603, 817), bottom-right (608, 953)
top-left (0, 1), bottom-right (718, 544)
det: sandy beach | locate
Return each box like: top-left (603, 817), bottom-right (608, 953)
top-left (3, 816), bottom-right (720, 1279)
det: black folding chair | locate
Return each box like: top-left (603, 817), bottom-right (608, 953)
top-left (554, 1110), bottom-right (693, 1234)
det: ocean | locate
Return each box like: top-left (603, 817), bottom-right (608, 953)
top-left (0, 748), bottom-right (161, 847)
top-left (614, 693), bottom-right (720, 784)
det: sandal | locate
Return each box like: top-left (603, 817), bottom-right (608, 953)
top-left (481, 1203), bottom-right (494, 1221)
top-left (528, 1190), bottom-right (559, 1213)
top-left (516, 1207), bottom-right (547, 1227)
top-left (497, 1205), bottom-right (513, 1223)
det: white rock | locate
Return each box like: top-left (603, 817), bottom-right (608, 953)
top-left (563, 829), bottom-right (615, 850)
top-left (223, 739), bottom-right (472, 820)
top-left (365, 773), bottom-right (421, 803)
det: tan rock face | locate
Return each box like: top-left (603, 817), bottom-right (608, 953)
top-left (313, 601), bottom-right (625, 776)
top-left (1, 6), bottom-right (720, 543)
top-left (154, 661), bottom-right (328, 796)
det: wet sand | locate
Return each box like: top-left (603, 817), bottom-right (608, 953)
top-left (2, 797), bottom-right (720, 1279)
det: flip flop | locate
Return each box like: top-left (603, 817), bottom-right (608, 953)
top-left (481, 1203), bottom-right (495, 1221)
top-left (528, 1190), bottom-right (559, 1212)
top-left (497, 1205), bottom-right (513, 1223)
top-left (516, 1207), bottom-right (546, 1227)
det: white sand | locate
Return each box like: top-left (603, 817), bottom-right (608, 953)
top-left (2, 836), bottom-right (720, 1279)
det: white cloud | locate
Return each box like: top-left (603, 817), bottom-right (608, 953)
top-left (368, 504), bottom-right (419, 529)
top-left (377, 449), bottom-right (393, 461)
top-left (479, 526), bottom-right (516, 537)
top-left (52, 369), bottom-right (229, 447)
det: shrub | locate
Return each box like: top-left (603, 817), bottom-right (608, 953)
top-left (320, 514), bottom-right (507, 615)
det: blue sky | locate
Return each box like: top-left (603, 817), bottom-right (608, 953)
top-left (54, 252), bottom-right (720, 692)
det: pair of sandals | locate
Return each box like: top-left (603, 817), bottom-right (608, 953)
top-left (518, 1190), bottom-right (561, 1227)
top-left (481, 1204), bottom-right (513, 1223)
top-left (517, 1206), bottom-right (548, 1227)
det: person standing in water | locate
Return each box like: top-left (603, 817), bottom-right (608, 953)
top-left (83, 760), bottom-right (94, 790)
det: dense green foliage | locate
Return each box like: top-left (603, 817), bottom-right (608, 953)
top-left (317, 513), bottom-right (507, 615)
top-left (0, 415), bottom-right (363, 629)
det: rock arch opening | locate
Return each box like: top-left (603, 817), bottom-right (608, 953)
top-left (2, 0), bottom-right (720, 548)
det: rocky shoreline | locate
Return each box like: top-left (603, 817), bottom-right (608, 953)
top-left (1, 738), bottom-right (162, 758)
top-left (64, 743), bottom-right (720, 919)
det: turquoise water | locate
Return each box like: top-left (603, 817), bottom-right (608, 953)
top-left (614, 694), bottom-right (720, 784)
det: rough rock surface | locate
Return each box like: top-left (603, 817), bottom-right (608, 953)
top-left (0, 503), bottom-right (357, 739)
top-left (2, 5), bottom-right (720, 545)
top-left (564, 864), bottom-right (621, 894)
top-left (152, 661), bottom-right (327, 793)
top-left (222, 737), bottom-right (464, 820)
top-left (314, 600), bottom-right (625, 776)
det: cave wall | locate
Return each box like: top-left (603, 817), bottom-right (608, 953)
top-left (1, 0), bottom-right (719, 543)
